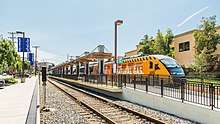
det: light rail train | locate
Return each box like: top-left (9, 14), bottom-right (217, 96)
top-left (87, 54), bottom-right (185, 78)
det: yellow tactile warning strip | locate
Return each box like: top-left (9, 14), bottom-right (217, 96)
top-left (49, 76), bottom-right (122, 93)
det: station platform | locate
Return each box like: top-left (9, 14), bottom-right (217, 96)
top-left (49, 76), bottom-right (122, 97)
top-left (0, 76), bottom-right (39, 124)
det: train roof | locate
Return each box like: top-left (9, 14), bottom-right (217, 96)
top-left (122, 54), bottom-right (178, 63)
top-left (79, 66), bottom-right (85, 69)
top-left (123, 54), bottom-right (160, 60)
top-left (89, 63), bottom-right (97, 67)
top-left (88, 55), bottom-right (176, 65)
top-left (88, 60), bottom-right (113, 67)
top-left (105, 60), bottom-right (114, 63)
top-left (124, 54), bottom-right (173, 60)
top-left (124, 54), bottom-right (148, 59)
top-left (151, 55), bottom-right (173, 60)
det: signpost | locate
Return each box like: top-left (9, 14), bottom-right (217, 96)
top-left (27, 53), bottom-right (34, 65)
top-left (18, 37), bottom-right (30, 52)
top-left (17, 36), bottom-right (30, 83)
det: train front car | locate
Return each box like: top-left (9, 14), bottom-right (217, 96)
top-left (153, 55), bottom-right (185, 84)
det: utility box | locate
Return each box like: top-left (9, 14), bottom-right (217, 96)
top-left (84, 51), bottom-right (89, 55)
top-left (98, 45), bottom-right (105, 52)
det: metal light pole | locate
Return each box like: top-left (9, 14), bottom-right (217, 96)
top-left (32, 45), bottom-right (40, 76)
top-left (114, 20), bottom-right (123, 74)
top-left (16, 31), bottom-right (25, 83)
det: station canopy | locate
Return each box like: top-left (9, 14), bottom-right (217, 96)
top-left (52, 45), bottom-right (112, 70)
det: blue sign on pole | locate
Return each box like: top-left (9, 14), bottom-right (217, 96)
top-left (27, 53), bottom-right (34, 65)
top-left (18, 37), bottom-right (30, 52)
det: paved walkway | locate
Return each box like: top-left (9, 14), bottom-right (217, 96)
top-left (0, 77), bottom-right (39, 124)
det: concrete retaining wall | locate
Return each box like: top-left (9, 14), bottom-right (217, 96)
top-left (120, 88), bottom-right (220, 124)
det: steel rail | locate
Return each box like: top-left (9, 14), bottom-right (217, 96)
top-left (49, 78), bottom-right (167, 124)
top-left (48, 79), bottom-right (117, 124)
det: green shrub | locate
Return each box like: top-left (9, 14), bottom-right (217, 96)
top-left (5, 77), bottom-right (18, 84)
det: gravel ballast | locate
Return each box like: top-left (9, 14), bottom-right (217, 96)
top-left (40, 81), bottom-right (89, 124)
top-left (40, 80), bottom-right (196, 124)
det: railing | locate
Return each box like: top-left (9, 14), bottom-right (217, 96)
top-left (52, 74), bottom-right (220, 110)
top-left (121, 74), bottom-right (220, 110)
top-left (53, 74), bottom-right (122, 88)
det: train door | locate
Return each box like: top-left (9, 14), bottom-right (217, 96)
top-left (154, 60), bottom-right (161, 75)
top-left (133, 64), bottom-right (137, 74)
top-left (104, 64), bottom-right (109, 74)
top-left (128, 63), bottom-right (133, 74)
top-left (149, 57), bottom-right (155, 75)
top-left (135, 62), bottom-right (143, 74)
top-left (109, 64), bottom-right (113, 74)
top-left (118, 64), bottom-right (122, 74)
top-left (93, 65), bottom-right (98, 74)
top-left (121, 64), bottom-right (127, 74)
top-left (142, 57), bottom-right (148, 74)
top-left (125, 63), bottom-right (129, 74)
top-left (105, 63), bottom-right (113, 75)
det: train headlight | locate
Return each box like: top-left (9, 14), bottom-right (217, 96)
top-left (171, 71), bottom-right (176, 75)
top-left (177, 72), bottom-right (183, 75)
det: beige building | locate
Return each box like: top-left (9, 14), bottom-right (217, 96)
top-left (125, 44), bottom-right (143, 57)
top-left (125, 26), bottom-right (220, 67)
top-left (172, 26), bottom-right (220, 67)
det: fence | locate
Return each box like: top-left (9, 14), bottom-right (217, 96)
top-left (52, 74), bottom-right (220, 110)
top-left (53, 74), bottom-right (122, 88)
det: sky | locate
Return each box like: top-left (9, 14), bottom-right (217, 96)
top-left (0, 0), bottom-right (220, 65)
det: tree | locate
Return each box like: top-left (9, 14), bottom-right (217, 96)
top-left (138, 34), bottom-right (155, 54)
top-left (193, 16), bottom-right (220, 72)
top-left (139, 28), bottom-right (174, 57)
top-left (0, 39), bottom-right (22, 74)
top-left (164, 28), bottom-right (174, 57)
top-left (193, 48), bottom-right (211, 73)
top-left (154, 30), bottom-right (166, 54)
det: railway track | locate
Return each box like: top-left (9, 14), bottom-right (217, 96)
top-left (48, 78), bottom-right (167, 124)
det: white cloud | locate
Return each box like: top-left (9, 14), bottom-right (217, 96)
top-left (177, 6), bottom-right (209, 27)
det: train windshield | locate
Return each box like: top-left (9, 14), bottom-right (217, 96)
top-left (160, 58), bottom-right (180, 68)
top-left (159, 57), bottom-right (185, 77)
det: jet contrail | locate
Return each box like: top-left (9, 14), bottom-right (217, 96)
top-left (177, 6), bottom-right (209, 27)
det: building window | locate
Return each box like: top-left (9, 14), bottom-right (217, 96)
top-left (179, 41), bottom-right (190, 52)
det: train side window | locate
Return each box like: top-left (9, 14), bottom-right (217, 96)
top-left (155, 64), bottom-right (160, 70)
top-left (149, 61), bottom-right (153, 69)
